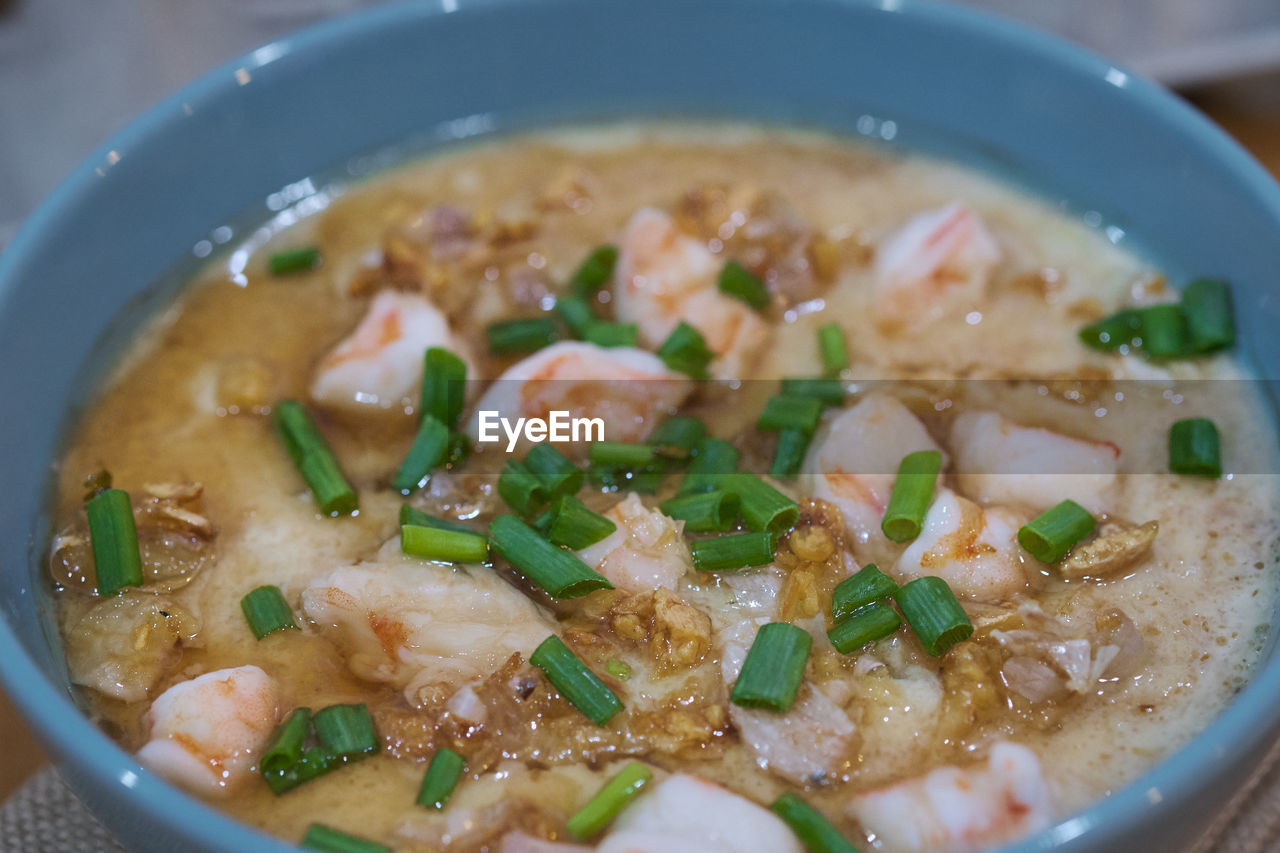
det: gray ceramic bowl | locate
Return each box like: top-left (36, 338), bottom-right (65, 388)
top-left (2, 0), bottom-right (1279, 850)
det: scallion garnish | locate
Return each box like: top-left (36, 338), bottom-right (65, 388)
top-left (726, 474), bottom-right (799, 533)
top-left (240, 585), bottom-right (297, 639)
top-left (818, 323), bottom-right (849, 375)
top-left (545, 494), bottom-right (617, 549)
top-left (584, 321), bottom-right (639, 349)
top-left (677, 437), bottom-right (740, 496)
top-left (1182, 278), bottom-right (1234, 353)
top-left (570, 245), bottom-right (619, 297)
top-left (555, 295), bottom-right (596, 338)
top-left (566, 761), bottom-right (654, 840)
top-left (895, 576), bottom-right (973, 656)
top-left (301, 824), bottom-right (389, 853)
top-left (273, 400), bottom-right (358, 516)
top-left (1017, 499), bottom-right (1096, 563)
top-left (657, 321), bottom-right (714, 379)
top-left (419, 347), bottom-right (467, 429)
top-left (659, 490), bottom-right (740, 533)
top-left (827, 602), bottom-right (901, 654)
top-left (648, 416), bottom-right (706, 459)
top-left (488, 514), bottom-right (613, 598)
top-left (401, 524), bottom-right (489, 563)
top-left (488, 317), bottom-right (558, 355)
top-left (269, 246), bottom-right (321, 276)
top-left (391, 415), bottom-right (449, 495)
top-left (731, 622), bottom-right (811, 712)
top-left (781, 377), bottom-right (846, 406)
top-left (312, 704), bottom-right (379, 760)
top-left (717, 260), bottom-right (770, 310)
top-left (606, 658), bottom-right (633, 680)
top-left (1169, 417), bottom-right (1222, 478)
top-left (260, 707), bottom-right (311, 775)
top-left (691, 530), bottom-right (777, 572)
top-left (1078, 308), bottom-right (1143, 352)
top-left (86, 488), bottom-right (143, 596)
top-left (263, 746), bottom-right (334, 795)
top-left (398, 504), bottom-right (475, 535)
top-left (589, 441), bottom-right (656, 469)
top-left (757, 394), bottom-right (824, 434)
top-left (880, 449), bottom-right (942, 543)
top-left (498, 459), bottom-right (550, 516)
top-left (529, 635), bottom-right (624, 725)
top-left (416, 748), bottom-right (466, 809)
top-left (831, 564), bottom-right (899, 623)
top-left (525, 443), bottom-right (584, 498)
top-left (1140, 303), bottom-right (1190, 360)
top-left (771, 793), bottom-right (861, 853)
top-left (770, 428), bottom-right (812, 478)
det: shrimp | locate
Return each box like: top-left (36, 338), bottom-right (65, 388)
top-left (575, 492), bottom-right (693, 592)
top-left (874, 202), bottom-right (1000, 330)
top-left (950, 410), bottom-right (1120, 514)
top-left (597, 773), bottom-right (803, 853)
top-left (300, 538), bottom-right (554, 703)
top-left (848, 742), bottom-right (1051, 853)
top-left (135, 665), bottom-right (279, 797)
top-left (613, 208), bottom-right (769, 380)
top-left (803, 393), bottom-right (946, 564)
top-left (467, 341), bottom-right (690, 449)
top-left (896, 488), bottom-right (1029, 603)
top-left (310, 289), bottom-right (473, 410)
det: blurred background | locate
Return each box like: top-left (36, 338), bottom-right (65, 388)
top-left (0, 0), bottom-right (1278, 801)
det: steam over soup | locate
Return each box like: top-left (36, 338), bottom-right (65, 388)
top-left (49, 124), bottom-right (1280, 852)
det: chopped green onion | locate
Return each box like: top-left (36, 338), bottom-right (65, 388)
top-left (86, 488), bottom-right (143, 597)
top-left (570, 244), bottom-right (619, 296)
top-left (401, 524), bottom-right (489, 563)
top-left (781, 377), bottom-right (845, 406)
top-left (659, 490), bottom-right (740, 533)
top-left (312, 704), bottom-right (379, 760)
top-left (529, 635), bottom-right (624, 725)
top-left (691, 530), bottom-right (777, 572)
top-left (832, 564), bottom-right (899, 623)
top-left (1140, 303), bottom-right (1190, 359)
top-left (260, 707), bottom-right (311, 775)
top-left (567, 761), bottom-right (654, 840)
top-left (391, 415), bottom-right (449, 495)
top-left (264, 746), bottom-right (334, 795)
top-left (555, 295), bottom-right (596, 338)
top-left (606, 658), bottom-right (633, 680)
top-left (770, 428), bottom-right (812, 478)
top-left (1169, 417), bottom-right (1222, 478)
top-left (677, 437), bottom-right (740, 496)
top-left (416, 748), bottom-right (466, 809)
top-left (657, 321), bottom-right (714, 379)
top-left (880, 450), bottom-right (942, 543)
top-left (419, 347), bottom-right (467, 429)
top-left (717, 260), bottom-right (770, 310)
top-left (817, 323), bottom-right (849, 375)
top-left (546, 494), bottom-right (618, 549)
top-left (301, 824), bottom-right (389, 853)
top-left (757, 394), bottom-right (824, 434)
top-left (726, 474), bottom-right (799, 533)
top-left (1078, 309), bottom-right (1144, 352)
top-left (240, 585), bottom-right (297, 639)
top-left (589, 442), bottom-right (656, 469)
top-left (895, 576), bottom-right (973, 656)
top-left (488, 317), bottom-right (558, 355)
top-left (1017, 499), bottom-right (1096, 563)
top-left (498, 459), bottom-right (550, 516)
top-left (1182, 278), bottom-right (1234, 353)
top-left (827, 603), bottom-right (901, 654)
top-left (648, 416), bottom-right (706, 459)
top-left (399, 505), bottom-right (475, 535)
top-left (273, 400), bottom-right (358, 516)
top-left (731, 622), bottom-right (811, 712)
top-left (488, 514), bottom-right (613, 598)
top-left (269, 246), bottom-right (320, 276)
top-left (584, 321), bottom-right (639, 348)
top-left (525, 443), bottom-right (584, 498)
top-left (771, 793), bottom-right (861, 853)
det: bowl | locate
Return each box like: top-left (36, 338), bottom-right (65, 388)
top-left (2, 0), bottom-right (1280, 850)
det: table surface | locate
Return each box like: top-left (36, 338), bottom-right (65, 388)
top-left (0, 93), bottom-right (1277, 806)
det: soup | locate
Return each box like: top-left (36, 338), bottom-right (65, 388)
top-left (47, 124), bottom-right (1280, 852)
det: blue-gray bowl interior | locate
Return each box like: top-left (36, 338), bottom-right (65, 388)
top-left (2, 0), bottom-right (1279, 849)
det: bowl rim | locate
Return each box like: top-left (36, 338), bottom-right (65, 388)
top-left (2, 0), bottom-right (1280, 850)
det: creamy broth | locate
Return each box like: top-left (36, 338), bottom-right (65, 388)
top-left (49, 124), bottom-right (1280, 852)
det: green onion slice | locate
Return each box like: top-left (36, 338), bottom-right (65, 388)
top-left (1017, 499), bottom-right (1096, 563)
top-left (770, 427), bottom-right (813, 479)
top-left (1078, 308), bottom-right (1144, 352)
top-left (488, 514), bottom-right (614, 598)
top-left (895, 576), bottom-right (974, 656)
top-left (880, 450), bottom-right (942, 543)
top-left (606, 658), bottom-right (633, 680)
top-left (546, 494), bottom-right (618, 549)
top-left (717, 260), bottom-right (770, 310)
top-left (301, 824), bottom-right (389, 853)
top-left (691, 530), bottom-right (777, 572)
top-left (86, 488), bottom-right (143, 597)
top-left (1140, 303), bottom-right (1190, 359)
top-left (827, 603), bottom-right (901, 654)
top-left (817, 323), bottom-right (849, 375)
top-left (584, 321), bottom-right (639, 349)
top-left (589, 441), bottom-right (656, 469)
top-left (391, 415), bottom-right (450, 495)
top-left (240, 585), bottom-right (297, 640)
top-left (269, 247), bottom-right (320, 276)
top-left (731, 622), bottom-right (811, 712)
top-left (648, 416), bottom-right (707, 459)
top-left (273, 400), bottom-right (358, 516)
top-left (312, 704), bottom-right (379, 760)
top-left (419, 347), bottom-right (467, 429)
top-left (659, 490), bottom-right (740, 533)
top-left (416, 748), bottom-right (467, 809)
top-left (757, 394), bottom-right (824, 434)
top-left (555, 295), bottom-right (597, 338)
top-left (726, 474), bottom-right (799, 533)
top-left (657, 321), bottom-right (715, 379)
top-left (570, 245), bottom-right (619, 296)
top-left (260, 707), bottom-right (311, 775)
top-left (677, 437), bottom-right (740, 496)
top-left (488, 317), bottom-right (558, 355)
top-left (529, 635), bottom-right (624, 725)
top-left (566, 761), bottom-right (654, 840)
top-left (771, 793), bottom-right (861, 853)
top-left (525, 443), bottom-right (584, 498)
top-left (401, 524), bottom-right (489, 563)
top-left (1169, 417), bottom-right (1222, 478)
top-left (498, 459), bottom-right (550, 516)
top-left (831, 564), bottom-right (899, 623)
top-left (1182, 278), bottom-right (1234, 353)
top-left (264, 746), bottom-right (335, 796)
top-left (398, 505), bottom-right (475, 535)
top-left (781, 377), bottom-right (846, 406)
